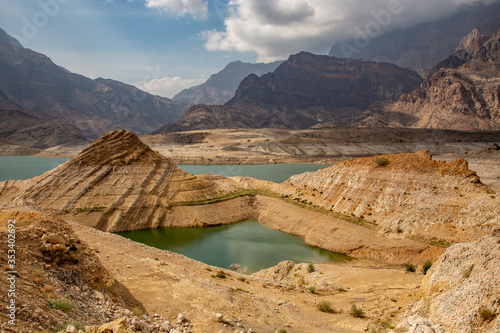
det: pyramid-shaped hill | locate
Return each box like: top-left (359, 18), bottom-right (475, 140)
top-left (0, 130), bottom-right (246, 231)
top-left (276, 150), bottom-right (500, 244)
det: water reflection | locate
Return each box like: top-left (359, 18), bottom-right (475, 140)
top-left (117, 220), bottom-right (349, 274)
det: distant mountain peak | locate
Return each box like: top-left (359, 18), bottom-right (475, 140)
top-left (0, 27), bottom-right (23, 49)
top-left (456, 27), bottom-right (484, 52)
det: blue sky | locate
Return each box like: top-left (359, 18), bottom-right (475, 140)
top-left (1, 0), bottom-right (498, 98)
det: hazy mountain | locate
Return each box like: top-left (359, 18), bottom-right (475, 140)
top-left (360, 28), bottom-right (500, 130)
top-left (329, 1), bottom-right (500, 69)
top-left (0, 91), bottom-right (87, 149)
top-left (0, 27), bottom-right (188, 139)
top-left (172, 60), bottom-right (283, 106)
top-left (156, 52), bottom-right (423, 133)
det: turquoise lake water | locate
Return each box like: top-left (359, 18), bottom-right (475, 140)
top-left (117, 220), bottom-right (348, 274)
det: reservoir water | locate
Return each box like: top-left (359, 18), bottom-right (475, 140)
top-left (117, 219), bottom-right (349, 274)
top-left (0, 156), bottom-right (340, 272)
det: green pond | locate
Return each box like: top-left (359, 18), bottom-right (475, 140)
top-left (0, 156), bottom-right (340, 272)
top-left (117, 219), bottom-right (349, 274)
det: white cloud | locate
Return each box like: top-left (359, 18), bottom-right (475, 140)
top-left (202, 0), bottom-right (500, 62)
top-left (134, 76), bottom-right (206, 98)
top-left (145, 0), bottom-right (208, 19)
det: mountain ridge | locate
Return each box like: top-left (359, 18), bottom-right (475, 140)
top-left (172, 60), bottom-right (283, 106)
top-left (0, 27), bottom-right (188, 139)
top-left (156, 52), bottom-right (423, 133)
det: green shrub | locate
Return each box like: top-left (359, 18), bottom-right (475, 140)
top-left (131, 306), bottom-right (142, 317)
top-left (422, 261), bottom-right (432, 275)
top-left (308, 286), bottom-right (317, 294)
top-left (317, 300), bottom-right (334, 313)
top-left (404, 262), bottom-right (416, 273)
top-left (350, 304), bottom-right (365, 318)
top-left (279, 329), bottom-right (287, 333)
top-left (307, 263), bottom-right (315, 273)
top-left (49, 298), bottom-right (74, 312)
top-left (215, 271), bottom-right (226, 279)
top-left (375, 157), bottom-right (389, 166)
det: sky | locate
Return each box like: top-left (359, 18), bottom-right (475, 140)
top-left (0, 0), bottom-right (498, 98)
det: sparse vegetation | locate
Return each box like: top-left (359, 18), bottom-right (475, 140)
top-left (49, 298), bottom-right (74, 312)
top-left (215, 270), bottom-right (226, 279)
top-left (463, 265), bottom-right (474, 279)
top-left (375, 157), bottom-right (389, 166)
top-left (338, 288), bottom-right (347, 293)
top-left (308, 286), bottom-right (317, 294)
top-left (279, 329), bottom-right (287, 333)
top-left (228, 263), bottom-right (247, 274)
top-left (350, 304), bottom-right (365, 318)
top-left (404, 262), bottom-right (416, 273)
top-left (422, 261), bottom-right (433, 275)
top-left (317, 300), bottom-right (334, 313)
top-left (131, 306), bottom-right (142, 317)
top-left (307, 263), bottom-right (315, 273)
top-left (479, 308), bottom-right (495, 322)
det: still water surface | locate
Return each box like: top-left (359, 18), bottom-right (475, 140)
top-left (117, 220), bottom-right (348, 274)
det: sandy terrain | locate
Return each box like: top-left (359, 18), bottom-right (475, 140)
top-left (69, 220), bottom-right (423, 333)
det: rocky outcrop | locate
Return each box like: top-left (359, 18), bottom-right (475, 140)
top-left (0, 28), bottom-right (187, 139)
top-left (158, 52), bottom-right (422, 132)
top-left (0, 130), bottom-right (238, 232)
top-left (364, 29), bottom-right (500, 130)
top-left (276, 150), bottom-right (500, 244)
top-left (172, 60), bottom-right (283, 106)
top-left (398, 230), bottom-right (500, 332)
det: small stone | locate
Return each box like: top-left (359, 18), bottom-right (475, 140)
top-left (65, 324), bottom-right (77, 333)
top-left (46, 233), bottom-right (66, 245)
top-left (177, 313), bottom-right (186, 323)
top-left (44, 264), bottom-right (52, 270)
top-left (216, 313), bottom-right (224, 323)
top-left (127, 265), bottom-right (131, 268)
top-left (53, 244), bottom-right (67, 251)
top-left (277, 300), bottom-right (286, 306)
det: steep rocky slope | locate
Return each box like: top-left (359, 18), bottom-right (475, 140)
top-left (157, 52), bottom-right (422, 133)
top-left (0, 28), bottom-right (187, 139)
top-left (397, 229), bottom-right (500, 332)
top-left (276, 150), bottom-right (500, 244)
top-left (0, 212), bottom-right (143, 332)
top-left (364, 29), bottom-right (500, 130)
top-left (329, 2), bottom-right (500, 69)
top-left (172, 60), bottom-right (283, 106)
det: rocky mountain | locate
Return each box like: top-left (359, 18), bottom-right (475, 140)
top-left (172, 60), bottom-right (283, 106)
top-left (0, 28), bottom-right (188, 139)
top-left (362, 28), bottom-right (500, 130)
top-left (329, 1), bottom-right (500, 69)
top-left (156, 52), bottom-right (423, 133)
top-left (0, 91), bottom-right (87, 150)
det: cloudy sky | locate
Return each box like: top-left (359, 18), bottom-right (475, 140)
top-left (0, 0), bottom-right (498, 98)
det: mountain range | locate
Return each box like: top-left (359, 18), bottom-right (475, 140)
top-left (155, 52), bottom-right (423, 133)
top-left (360, 28), bottom-right (500, 130)
top-left (0, 28), bottom-right (187, 139)
top-left (172, 60), bottom-right (283, 106)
